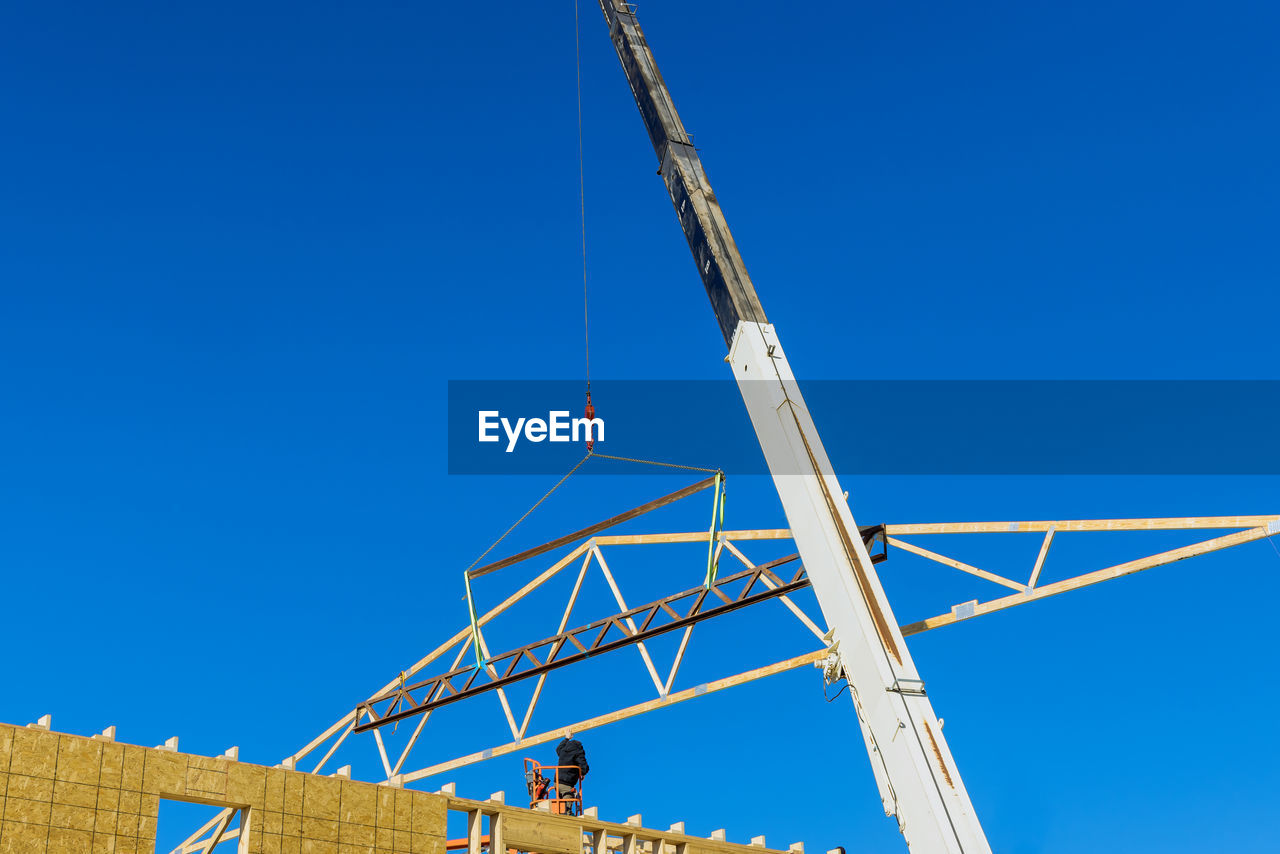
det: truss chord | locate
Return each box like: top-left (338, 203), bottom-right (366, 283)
top-left (595, 529), bottom-right (792, 546)
top-left (885, 516), bottom-right (1280, 535)
top-left (468, 476), bottom-right (716, 580)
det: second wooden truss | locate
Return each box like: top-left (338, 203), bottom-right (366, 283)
top-left (276, 513), bottom-right (1277, 789)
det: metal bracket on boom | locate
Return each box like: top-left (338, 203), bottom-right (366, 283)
top-left (815, 629), bottom-right (843, 684)
top-left (862, 524), bottom-right (888, 564)
top-left (887, 678), bottom-right (927, 697)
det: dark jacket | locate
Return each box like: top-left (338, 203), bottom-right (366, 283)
top-left (555, 738), bottom-right (589, 787)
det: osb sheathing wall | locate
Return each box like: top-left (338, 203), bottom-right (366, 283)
top-left (0, 722), bottom-right (447, 853)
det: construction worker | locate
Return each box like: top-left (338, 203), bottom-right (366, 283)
top-left (554, 729), bottom-right (589, 797)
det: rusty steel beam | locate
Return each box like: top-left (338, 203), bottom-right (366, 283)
top-left (355, 527), bottom-right (886, 735)
top-left (355, 555), bottom-right (808, 732)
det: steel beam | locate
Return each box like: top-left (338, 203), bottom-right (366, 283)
top-left (355, 556), bottom-right (807, 732)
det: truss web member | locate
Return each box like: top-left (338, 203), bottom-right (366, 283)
top-left (555, 729), bottom-right (589, 796)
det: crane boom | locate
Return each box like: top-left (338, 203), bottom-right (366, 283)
top-left (596, 3), bottom-right (992, 851)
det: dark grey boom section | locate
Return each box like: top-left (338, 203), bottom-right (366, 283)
top-left (598, 1), bottom-right (767, 346)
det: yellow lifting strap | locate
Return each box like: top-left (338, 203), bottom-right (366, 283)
top-left (464, 571), bottom-right (485, 670)
top-left (703, 471), bottom-right (726, 589)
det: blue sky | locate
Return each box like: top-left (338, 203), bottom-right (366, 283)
top-left (2, 2), bottom-right (1278, 852)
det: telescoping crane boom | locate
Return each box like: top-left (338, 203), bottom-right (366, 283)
top-left (595, 3), bottom-right (992, 852)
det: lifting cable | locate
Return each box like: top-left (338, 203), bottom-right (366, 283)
top-left (456, 3), bottom-right (727, 671)
top-left (587, 451), bottom-right (718, 474)
top-left (575, 0), bottom-right (593, 420)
